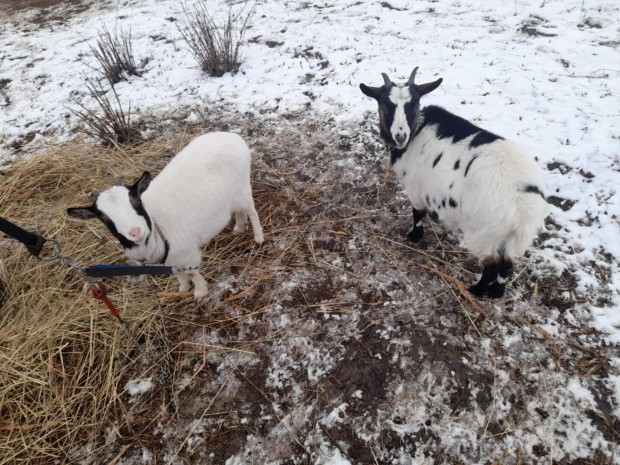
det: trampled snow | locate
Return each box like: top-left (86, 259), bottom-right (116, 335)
top-left (1, 1), bottom-right (619, 464)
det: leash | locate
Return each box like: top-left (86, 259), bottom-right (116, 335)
top-left (1, 216), bottom-right (181, 388)
top-left (0, 216), bottom-right (55, 258)
top-left (84, 264), bottom-right (174, 278)
top-left (1, 215), bottom-right (175, 321)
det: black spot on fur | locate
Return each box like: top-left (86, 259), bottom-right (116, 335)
top-left (425, 194), bottom-right (431, 206)
top-left (464, 156), bottom-right (478, 177)
top-left (432, 153), bottom-right (443, 168)
top-left (454, 160), bottom-right (460, 170)
top-left (523, 184), bottom-right (545, 199)
top-left (470, 130), bottom-right (503, 148)
top-left (390, 147), bottom-right (406, 165)
top-left (421, 105), bottom-right (481, 144)
top-left (449, 182), bottom-right (454, 190)
top-left (449, 197), bottom-right (458, 208)
top-left (442, 198), bottom-right (446, 208)
top-left (428, 210), bottom-right (439, 222)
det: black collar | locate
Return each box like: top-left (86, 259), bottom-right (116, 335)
top-left (152, 222), bottom-right (170, 264)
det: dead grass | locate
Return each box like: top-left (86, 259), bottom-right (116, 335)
top-left (89, 24), bottom-right (141, 85)
top-left (1, 118), bottom-right (614, 463)
top-left (0, 136), bottom-right (183, 463)
top-left (0, 123), bottom-right (331, 463)
top-left (70, 77), bottom-right (140, 147)
top-left (178, 1), bottom-right (254, 77)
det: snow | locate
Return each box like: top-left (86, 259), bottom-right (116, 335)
top-left (1, 0), bottom-right (620, 463)
top-left (125, 377), bottom-right (154, 396)
top-left (2, 0), bottom-right (618, 344)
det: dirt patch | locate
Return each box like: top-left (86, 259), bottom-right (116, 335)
top-left (0, 0), bottom-right (95, 23)
top-left (1, 109), bottom-right (617, 464)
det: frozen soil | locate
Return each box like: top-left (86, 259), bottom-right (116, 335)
top-left (0, 0), bottom-right (618, 463)
top-left (78, 110), bottom-right (619, 465)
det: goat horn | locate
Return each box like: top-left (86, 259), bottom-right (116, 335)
top-left (91, 190), bottom-right (100, 199)
top-left (407, 67), bottom-right (419, 86)
top-left (381, 72), bottom-right (393, 87)
top-left (115, 177), bottom-right (123, 186)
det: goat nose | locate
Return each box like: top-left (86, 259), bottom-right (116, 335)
top-left (395, 133), bottom-right (406, 145)
top-left (128, 227), bottom-right (142, 240)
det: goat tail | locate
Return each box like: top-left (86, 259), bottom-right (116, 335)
top-left (503, 192), bottom-right (548, 258)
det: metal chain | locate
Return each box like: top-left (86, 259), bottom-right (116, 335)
top-left (155, 293), bottom-right (174, 385)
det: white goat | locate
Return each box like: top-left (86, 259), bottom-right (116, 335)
top-left (360, 68), bottom-right (548, 298)
top-left (68, 132), bottom-right (264, 300)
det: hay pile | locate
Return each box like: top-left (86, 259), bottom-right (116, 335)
top-left (0, 128), bottom-right (261, 463)
top-left (0, 136), bottom-right (176, 463)
top-left (4, 120), bottom-right (610, 464)
top-left (0, 120), bottom-right (333, 463)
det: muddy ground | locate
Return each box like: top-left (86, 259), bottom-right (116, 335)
top-left (0, 1), bottom-right (618, 464)
top-left (57, 110), bottom-right (618, 465)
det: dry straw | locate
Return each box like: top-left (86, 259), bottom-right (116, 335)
top-left (0, 126), bottom-right (317, 463)
top-left (0, 137), bottom-right (175, 463)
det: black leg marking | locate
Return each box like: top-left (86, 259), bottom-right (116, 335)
top-left (407, 207), bottom-right (426, 243)
top-left (469, 257), bottom-right (513, 298)
top-left (468, 259), bottom-right (500, 298)
top-left (498, 258), bottom-right (513, 280)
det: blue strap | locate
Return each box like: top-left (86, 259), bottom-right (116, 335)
top-left (84, 264), bottom-right (174, 278)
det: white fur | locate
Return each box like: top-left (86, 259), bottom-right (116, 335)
top-left (392, 116), bottom-right (548, 260)
top-left (389, 86), bottom-right (412, 148)
top-left (97, 132), bottom-right (263, 300)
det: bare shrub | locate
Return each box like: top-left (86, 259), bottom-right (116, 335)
top-left (70, 77), bottom-right (140, 147)
top-left (178, 1), bottom-right (254, 77)
top-left (90, 25), bottom-right (141, 84)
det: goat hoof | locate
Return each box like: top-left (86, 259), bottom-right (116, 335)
top-left (468, 283), bottom-right (487, 298)
top-left (486, 282), bottom-right (505, 298)
top-left (406, 227), bottom-right (424, 243)
top-left (193, 288), bottom-right (208, 302)
top-left (469, 282), bottom-right (505, 299)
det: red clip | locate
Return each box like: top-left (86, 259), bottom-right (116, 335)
top-left (92, 282), bottom-right (124, 324)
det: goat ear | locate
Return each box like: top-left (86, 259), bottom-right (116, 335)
top-left (415, 78), bottom-right (443, 96)
top-left (67, 206), bottom-right (97, 220)
top-left (132, 171), bottom-right (152, 197)
top-left (360, 83), bottom-right (382, 100)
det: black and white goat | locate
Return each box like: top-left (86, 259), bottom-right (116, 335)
top-left (360, 68), bottom-right (548, 298)
top-left (68, 132), bottom-right (264, 300)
